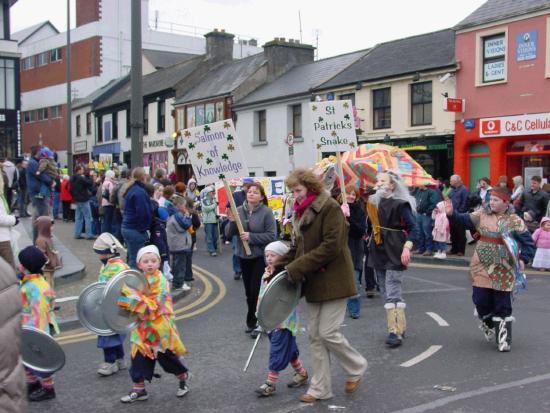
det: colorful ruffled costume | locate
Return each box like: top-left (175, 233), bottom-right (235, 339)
top-left (20, 273), bottom-right (59, 335)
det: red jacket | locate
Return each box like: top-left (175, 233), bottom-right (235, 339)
top-left (60, 179), bottom-right (72, 202)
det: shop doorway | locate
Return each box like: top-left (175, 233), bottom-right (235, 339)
top-left (506, 140), bottom-right (550, 187)
top-left (469, 143), bottom-right (490, 191)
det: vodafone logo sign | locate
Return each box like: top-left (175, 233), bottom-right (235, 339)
top-left (481, 119), bottom-right (500, 135)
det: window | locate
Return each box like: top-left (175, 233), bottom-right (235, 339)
top-left (215, 101), bottom-right (225, 121)
top-left (373, 88), bottom-right (391, 129)
top-left (22, 56), bottom-right (34, 70)
top-left (50, 48), bottom-right (62, 62)
top-left (195, 105), bottom-right (205, 126)
top-left (143, 105), bottom-right (148, 135)
top-left (176, 108), bottom-right (184, 130)
top-left (0, 59), bottom-right (15, 110)
top-left (291, 104), bottom-right (302, 138)
top-left (205, 103), bottom-right (215, 124)
top-left (37, 52), bottom-right (49, 66)
top-left (410, 81), bottom-right (432, 126)
top-left (157, 100), bottom-right (165, 132)
top-left (112, 112), bottom-right (118, 139)
top-left (86, 112), bottom-right (92, 135)
top-left (257, 110), bottom-right (266, 142)
top-left (186, 106), bottom-right (195, 128)
top-left (482, 34), bottom-right (506, 83)
top-left (126, 109), bottom-right (131, 137)
top-left (37, 108), bottom-right (48, 121)
top-left (339, 93), bottom-right (356, 105)
top-left (24, 111), bottom-right (33, 123)
top-left (265, 171), bottom-right (276, 177)
top-left (76, 115), bottom-right (81, 136)
top-left (50, 105), bottom-right (61, 118)
top-left (97, 115), bottom-right (103, 142)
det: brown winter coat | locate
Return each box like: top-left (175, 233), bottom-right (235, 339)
top-left (35, 216), bottom-right (62, 271)
top-left (279, 191), bottom-right (357, 303)
top-left (0, 257), bottom-right (26, 412)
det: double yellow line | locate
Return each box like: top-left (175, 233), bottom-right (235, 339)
top-left (56, 265), bottom-right (226, 346)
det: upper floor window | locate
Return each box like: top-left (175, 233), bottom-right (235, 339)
top-left (86, 112), bottom-right (92, 135)
top-left (0, 59), bottom-right (16, 110)
top-left (50, 105), bottom-right (61, 118)
top-left (291, 104), bottom-right (302, 138)
top-left (157, 100), bottom-right (165, 132)
top-left (24, 111), bottom-right (33, 123)
top-left (97, 115), bottom-right (103, 142)
top-left (37, 108), bottom-right (48, 121)
top-left (37, 52), bottom-right (49, 67)
top-left (256, 110), bottom-right (266, 142)
top-left (373, 87), bottom-right (391, 130)
top-left (50, 48), bottom-right (62, 62)
top-left (143, 105), bottom-right (149, 135)
top-left (76, 114), bottom-right (81, 136)
top-left (483, 34), bottom-right (506, 83)
top-left (126, 110), bottom-right (131, 137)
top-left (410, 81), bottom-right (432, 126)
top-left (21, 56), bottom-right (34, 70)
top-left (112, 112), bottom-right (118, 139)
top-left (339, 93), bottom-right (355, 106)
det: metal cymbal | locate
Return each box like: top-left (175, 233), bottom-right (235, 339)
top-left (21, 326), bottom-right (65, 374)
top-left (77, 282), bottom-right (114, 335)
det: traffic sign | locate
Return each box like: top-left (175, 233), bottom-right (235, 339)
top-left (286, 133), bottom-right (294, 147)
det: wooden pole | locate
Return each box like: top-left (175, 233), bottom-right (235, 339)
top-left (223, 180), bottom-right (252, 256)
top-left (336, 151), bottom-right (347, 205)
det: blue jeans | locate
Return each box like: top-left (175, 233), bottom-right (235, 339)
top-left (375, 269), bottom-right (404, 303)
top-left (172, 251), bottom-right (193, 288)
top-left (18, 190), bottom-right (29, 217)
top-left (74, 201), bottom-right (93, 239)
top-left (52, 192), bottom-right (61, 218)
top-left (101, 205), bottom-right (115, 234)
top-left (433, 241), bottom-right (447, 252)
top-left (31, 195), bottom-right (50, 243)
top-left (416, 213), bottom-right (434, 253)
top-left (122, 227), bottom-right (148, 269)
top-left (232, 235), bottom-right (241, 273)
top-left (204, 223), bottom-right (218, 254)
top-left (347, 269), bottom-right (362, 316)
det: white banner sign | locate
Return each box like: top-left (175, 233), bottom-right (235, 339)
top-left (309, 100), bottom-right (357, 152)
top-left (480, 112), bottom-right (550, 137)
top-left (180, 119), bottom-right (248, 185)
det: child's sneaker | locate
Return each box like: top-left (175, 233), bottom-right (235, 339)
top-left (287, 372), bottom-right (309, 388)
top-left (120, 389), bottom-right (148, 403)
top-left (176, 380), bottom-right (189, 397)
top-left (116, 358), bottom-right (127, 370)
top-left (255, 382), bottom-right (276, 397)
top-left (98, 362), bottom-right (119, 376)
top-left (27, 381), bottom-right (42, 396)
top-left (29, 387), bottom-right (56, 402)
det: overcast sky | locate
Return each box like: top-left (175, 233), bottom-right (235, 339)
top-left (11, 0), bottom-right (486, 59)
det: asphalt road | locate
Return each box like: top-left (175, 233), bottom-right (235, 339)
top-left (28, 244), bottom-right (550, 413)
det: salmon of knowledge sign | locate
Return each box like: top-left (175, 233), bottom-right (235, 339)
top-left (309, 100), bottom-right (357, 152)
top-left (180, 119), bottom-right (248, 185)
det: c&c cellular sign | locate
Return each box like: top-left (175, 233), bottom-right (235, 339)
top-left (480, 112), bottom-right (550, 138)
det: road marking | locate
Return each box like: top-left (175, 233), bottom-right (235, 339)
top-left (389, 372), bottom-right (550, 413)
top-left (56, 266), bottom-right (224, 345)
top-left (400, 345), bottom-right (442, 368)
top-left (56, 296), bottom-right (79, 303)
top-left (406, 275), bottom-right (463, 290)
top-left (426, 312), bottom-right (449, 327)
top-left (410, 262), bottom-right (547, 277)
top-left (404, 288), bottom-right (464, 294)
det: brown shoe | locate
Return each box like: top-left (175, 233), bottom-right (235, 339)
top-left (345, 378), bottom-right (363, 394)
top-left (299, 393), bottom-right (318, 403)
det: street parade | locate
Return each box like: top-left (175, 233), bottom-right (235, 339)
top-left (1, 0), bottom-right (550, 412)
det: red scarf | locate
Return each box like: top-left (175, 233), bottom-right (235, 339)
top-left (294, 192), bottom-right (317, 218)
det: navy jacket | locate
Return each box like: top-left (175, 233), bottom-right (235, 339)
top-left (449, 184), bottom-right (469, 213)
top-left (26, 156), bottom-right (53, 197)
top-left (122, 181), bottom-right (152, 232)
top-left (414, 187), bottom-right (441, 215)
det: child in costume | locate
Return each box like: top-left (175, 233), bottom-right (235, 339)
top-left (117, 245), bottom-right (189, 403)
top-left (255, 241), bottom-right (308, 397)
top-left (446, 187), bottom-right (535, 352)
top-left (532, 217), bottom-right (550, 271)
top-left (166, 196), bottom-right (194, 291)
top-left (36, 147), bottom-right (58, 199)
top-left (93, 233), bottom-right (129, 376)
top-left (18, 246), bottom-right (59, 402)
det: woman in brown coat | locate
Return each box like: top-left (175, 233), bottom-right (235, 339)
top-left (278, 168), bottom-right (367, 403)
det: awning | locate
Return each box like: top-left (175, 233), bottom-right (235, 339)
top-left (92, 142), bottom-right (120, 157)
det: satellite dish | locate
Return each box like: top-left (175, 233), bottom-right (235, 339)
top-left (164, 136), bottom-right (174, 148)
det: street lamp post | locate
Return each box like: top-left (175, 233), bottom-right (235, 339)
top-left (130, 0), bottom-right (143, 169)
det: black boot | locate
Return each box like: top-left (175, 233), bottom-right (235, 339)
top-left (479, 315), bottom-right (495, 342)
top-left (29, 386), bottom-right (56, 402)
top-left (493, 316), bottom-right (513, 352)
top-left (27, 381), bottom-right (41, 396)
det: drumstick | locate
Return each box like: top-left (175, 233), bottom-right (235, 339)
top-left (243, 331), bottom-right (262, 372)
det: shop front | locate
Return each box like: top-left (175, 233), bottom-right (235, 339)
top-left (92, 142), bottom-right (121, 166)
top-left (455, 112), bottom-right (550, 190)
top-left (73, 140), bottom-right (90, 168)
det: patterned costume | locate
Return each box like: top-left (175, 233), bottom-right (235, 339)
top-left (118, 269), bottom-right (186, 360)
top-left (20, 274), bottom-right (59, 335)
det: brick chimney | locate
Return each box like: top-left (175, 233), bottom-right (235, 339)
top-left (204, 29), bottom-right (235, 63)
top-left (263, 38), bottom-right (315, 81)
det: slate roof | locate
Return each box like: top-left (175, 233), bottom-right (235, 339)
top-left (455, 0), bottom-right (550, 30)
top-left (12, 21), bottom-right (59, 44)
top-left (234, 49), bottom-right (369, 107)
top-left (94, 56), bottom-right (203, 111)
top-left (142, 49), bottom-right (197, 69)
top-left (174, 53), bottom-right (266, 105)
top-left (72, 75), bottom-right (130, 110)
top-left (318, 29), bottom-right (456, 90)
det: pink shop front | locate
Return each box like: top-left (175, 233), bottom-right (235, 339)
top-left (142, 151), bottom-right (169, 174)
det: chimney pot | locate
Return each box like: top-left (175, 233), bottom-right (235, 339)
top-left (221, 28), bottom-right (225, 33)
top-left (280, 37), bottom-right (286, 42)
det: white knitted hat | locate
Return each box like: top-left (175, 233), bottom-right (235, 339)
top-left (136, 245), bottom-right (160, 263)
top-left (93, 232), bottom-right (126, 254)
top-left (265, 241), bottom-right (290, 257)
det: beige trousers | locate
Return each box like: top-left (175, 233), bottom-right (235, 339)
top-left (306, 298), bottom-right (368, 399)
